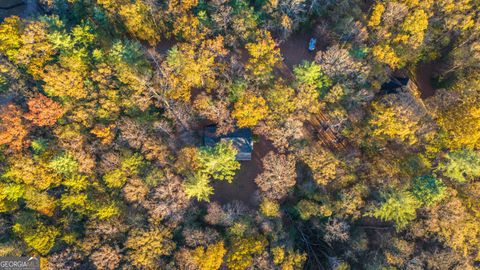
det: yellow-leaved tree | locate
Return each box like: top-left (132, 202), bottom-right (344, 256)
top-left (163, 37), bottom-right (227, 101)
top-left (245, 30), bottom-right (282, 83)
top-left (434, 80), bottom-right (480, 149)
top-left (369, 100), bottom-right (421, 145)
top-left (368, 1), bottom-right (430, 68)
top-left (226, 236), bottom-right (266, 270)
top-left (119, 1), bottom-right (162, 45)
top-left (126, 226), bottom-right (176, 269)
top-left (191, 241), bottom-right (227, 270)
top-left (232, 91), bottom-right (269, 127)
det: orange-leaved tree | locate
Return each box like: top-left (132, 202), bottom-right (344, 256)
top-left (0, 104), bottom-right (30, 152)
top-left (25, 94), bottom-right (64, 126)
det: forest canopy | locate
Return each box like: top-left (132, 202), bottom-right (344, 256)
top-left (0, 0), bottom-right (479, 269)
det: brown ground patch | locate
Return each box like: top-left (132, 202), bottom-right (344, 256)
top-left (156, 37), bottom-right (176, 55)
top-left (211, 136), bottom-right (275, 207)
top-left (279, 22), bottom-right (331, 70)
top-left (414, 62), bottom-right (436, 99)
top-left (279, 31), bottom-right (317, 68)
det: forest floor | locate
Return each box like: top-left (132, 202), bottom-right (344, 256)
top-left (279, 31), bottom-right (316, 68)
top-left (156, 37), bottom-right (176, 55)
top-left (279, 26), bottom-right (329, 69)
top-left (414, 62), bottom-right (437, 99)
top-left (211, 136), bottom-right (275, 207)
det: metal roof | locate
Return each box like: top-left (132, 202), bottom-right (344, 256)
top-left (204, 125), bottom-right (253, 161)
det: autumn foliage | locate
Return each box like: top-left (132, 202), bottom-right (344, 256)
top-left (25, 94), bottom-right (64, 126)
top-left (0, 104), bottom-right (30, 151)
top-left (0, 0), bottom-right (479, 268)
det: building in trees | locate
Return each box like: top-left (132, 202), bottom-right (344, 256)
top-left (370, 76), bottom-right (429, 145)
top-left (379, 77), bottom-right (411, 94)
top-left (204, 125), bottom-right (253, 161)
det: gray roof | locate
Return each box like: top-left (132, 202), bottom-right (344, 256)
top-left (204, 125), bottom-right (253, 161)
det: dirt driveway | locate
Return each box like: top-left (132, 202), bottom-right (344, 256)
top-left (279, 25), bottom-right (330, 69)
top-left (280, 31), bottom-right (316, 68)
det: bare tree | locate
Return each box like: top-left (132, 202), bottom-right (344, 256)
top-left (143, 174), bottom-right (190, 225)
top-left (182, 227), bottom-right (220, 247)
top-left (90, 245), bottom-right (122, 270)
top-left (324, 218), bottom-right (350, 243)
top-left (44, 248), bottom-right (85, 270)
top-left (255, 152), bottom-right (297, 200)
top-left (315, 45), bottom-right (370, 86)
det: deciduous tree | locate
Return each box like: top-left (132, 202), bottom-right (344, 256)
top-left (294, 61), bottom-right (331, 91)
top-left (90, 245), bottom-right (122, 270)
top-left (0, 104), bottom-right (30, 152)
top-left (197, 141), bottom-right (240, 182)
top-left (25, 94), bottom-right (64, 126)
top-left (191, 241), bottom-right (227, 270)
top-left (232, 92), bottom-right (268, 127)
top-left (255, 152), bottom-right (296, 200)
top-left (126, 226), bottom-right (176, 269)
top-left (245, 30), bottom-right (281, 83)
top-left (163, 37), bottom-right (227, 101)
top-left (226, 237), bottom-right (266, 270)
top-left (369, 99), bottom-right (420, 145)
top-left (370, 190), bottom-right (420, 230)
top-left (13, 220), bottom-right (59, 255)
top-left (184, 172), bottom-right (214, 202)
top-left (119, 1), bottom-right (162, 45)
top-left (438, 149), bottom-right (480, 182)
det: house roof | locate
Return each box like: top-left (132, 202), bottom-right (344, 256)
top-left (204, 125), bottom-right (253, 161)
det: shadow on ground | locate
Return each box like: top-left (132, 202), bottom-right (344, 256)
top-left (0, 0), bottom-right (40, 21)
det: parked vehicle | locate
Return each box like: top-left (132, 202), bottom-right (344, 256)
top-left (308, 38), bottom-right (316, 51)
